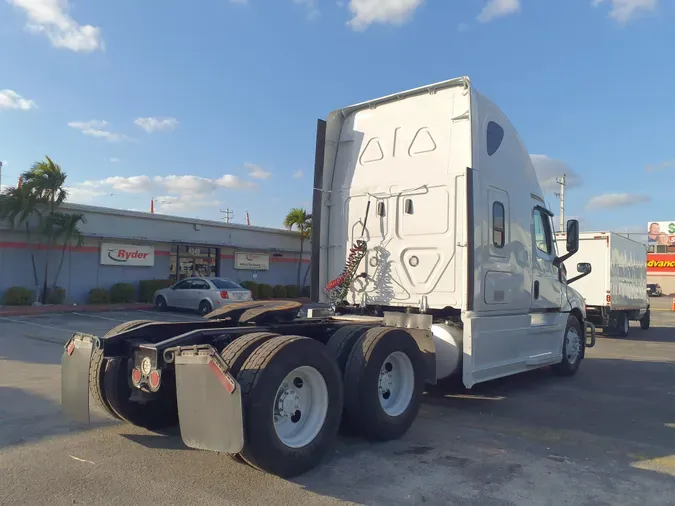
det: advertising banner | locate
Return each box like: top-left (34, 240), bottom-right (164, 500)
top-left (100, 243), bottom-right (155, 267)
top-left (647, 253), bottom-right (675, 273)
top-left (648, 221), bottom-right (675, 245)
top-left (234, 252), bottom-right (270, 271)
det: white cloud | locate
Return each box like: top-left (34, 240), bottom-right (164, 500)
top-left (245, 162), bottom-right (272, 180)
top-left (592, 0), bottom-right (658, 23)
top-left (134, 117), bottom-right (179, 133)
top-left (64, 186), bottom-right (106, 204)
top-left (645, 158), bottom-right (675, 171)
top-left (293, 0), bottom-right (320, 19)
top-left (109, 157), bottom-right (120, 163)
top-left (292, 169), bottom-right (304, 179)
top-left (347, 0), bottom-right (424, 30)
top-left (8, 0), bottom-right (103, 52)
top-left (68, 120), bottom-right (132, 143)
top-left (586, 193), bottom-right (651, 210)
top-left (530, 154), bottom-right (582, 193)
top-left (0, 89), bottom-right (37, 110)
top-left (153, 194), bottom-right (222, 214)
top-left (81, 173), bottom-right (255, 198)
top-left (477, 0), bottom-right (520, 23)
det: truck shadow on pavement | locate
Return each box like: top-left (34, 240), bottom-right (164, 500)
top-left (596, 324), bottom-right (675, 344)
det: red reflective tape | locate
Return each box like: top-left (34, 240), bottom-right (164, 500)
top-left (208, 359), bottom-right (236, 394)
top-left (67, 342), bottom-right (75, 356)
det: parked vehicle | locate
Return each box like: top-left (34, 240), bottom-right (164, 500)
top-left (555, 232), bottom-right (650, 336)
top-left (61, 76), bottom-right (594, 479)
top-left (153, 277), bottom-right (252, 315)
top-left (647, 283), bottom-right (663, 297)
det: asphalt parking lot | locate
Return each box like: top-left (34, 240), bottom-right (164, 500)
top-left (2, 302), bottom-right (675, 505)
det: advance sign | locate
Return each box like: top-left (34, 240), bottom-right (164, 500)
top-left (100, 243), bottom-right (155, 267)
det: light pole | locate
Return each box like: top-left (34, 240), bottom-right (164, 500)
top-left (554, 173), bottom-right (566, 231)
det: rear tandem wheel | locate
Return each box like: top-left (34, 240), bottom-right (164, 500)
top-left (235, 335), bottom-right (344, 478)
top-left (89, 320), bottom-right (153, 421)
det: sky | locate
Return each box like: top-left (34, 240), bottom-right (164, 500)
top-left (0, 0), bottom-right (673, 233)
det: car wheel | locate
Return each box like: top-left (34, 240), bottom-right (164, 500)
top-left (199, 300), bottom-right (213, 316)
top-left (155, 296), bottom-right (168, 311)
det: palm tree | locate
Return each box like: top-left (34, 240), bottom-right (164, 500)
top-left (49, 211), bottom-right (86, 291)
top-left (19, 157), bottom-right (70, 302)
top-left (0, 184), bottom-right (41, 290)
top-left (283, 208), bottom-right (311, 287)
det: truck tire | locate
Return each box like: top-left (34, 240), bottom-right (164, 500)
top-left (342, 327), bottom-right (424, 441)
top-left (236, 335), bottom-right (343, 478)
top-left (640, 310), bottom-right (650, 330)
top-left (220, 332), bottom-right (279, 463)
top-left (102, 357), bottom-right (178, 430)
top-left (325, 325), bottom-right (369, 375)
top-left (90, 320), bottom-right (154, 420)
top-left (552, 315), bottom-right (584, 376)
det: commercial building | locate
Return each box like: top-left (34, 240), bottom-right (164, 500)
top-left (646, 220), bottom-right (675, 295)
top-left (0, 203), bottom-right (309, 304)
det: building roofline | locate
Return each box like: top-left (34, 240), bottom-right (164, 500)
top-left (60, 202), bottom-right (300, 237)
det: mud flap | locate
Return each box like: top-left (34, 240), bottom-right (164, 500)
top-left (61, 333), bottom-right (98, 424)
top-left (172, 345), bottom-right (244, 454)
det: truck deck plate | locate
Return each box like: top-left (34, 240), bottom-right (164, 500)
top-left (205, 300), bottom-right (302, 324)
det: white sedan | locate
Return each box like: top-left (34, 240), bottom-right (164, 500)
top-left (153, 277), bottom-right (252, 316)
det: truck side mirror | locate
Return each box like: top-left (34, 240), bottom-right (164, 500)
top-left (568, 262), bottom-right (591, 284)
top-left (566, 219), bottom-right (579, 253)
top-left (554, 219), bottom-right (580, 267)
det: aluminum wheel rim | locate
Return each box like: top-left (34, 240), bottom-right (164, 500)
top-left (378, 351), bottom-right (415, 417)
top-left (273, 366), bottom-right (328, 448)
top-left (566, 327), bottom-right (581, 364)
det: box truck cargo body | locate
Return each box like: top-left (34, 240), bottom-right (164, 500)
top-left (555, 231), bottom-right (649, 336)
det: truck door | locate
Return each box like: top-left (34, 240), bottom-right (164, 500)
top-left (530, 207), bottom-right (565, 353)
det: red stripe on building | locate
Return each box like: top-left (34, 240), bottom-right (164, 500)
top-left (0, 241), bottom-right (170, 256)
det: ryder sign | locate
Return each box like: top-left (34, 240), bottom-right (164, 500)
top-left (101, 243), bottom-right (155, 267)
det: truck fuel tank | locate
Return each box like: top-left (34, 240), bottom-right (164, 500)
top-left (431, 323), bottom-right (463, 380)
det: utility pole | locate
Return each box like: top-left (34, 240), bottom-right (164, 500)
top-left (554, 173), bottom-right (566, 231)
top-left (220, 208), bottom-right (234, 224)
top-left (0, 161), bottom-right (3, 191)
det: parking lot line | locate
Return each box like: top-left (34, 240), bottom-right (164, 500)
top-left (72, 312), bottom-right (127, 322)
top-left (0, 316), bottom-right (74, 333)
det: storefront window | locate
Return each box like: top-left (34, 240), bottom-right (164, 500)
top-left (169, 245), bottom-right (219, 281)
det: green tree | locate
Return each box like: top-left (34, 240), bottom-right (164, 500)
top-left (283, 208), bottom-right (311, 288)
top-left (0, 184), bottom-right (41, 290)
top-left (0, 156), bottom-right (84, 303)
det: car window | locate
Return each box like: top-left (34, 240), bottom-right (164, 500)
top-left (192, 280), bottom-right (210, 289)
top-left (174, 280), bottom-right (192, 290)
top-left (533, 209), bottom-right (553, 255)
top-left (210, 278), bottom-right (243, 289)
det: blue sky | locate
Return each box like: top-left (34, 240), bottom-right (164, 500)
top-left (0, 0), bottom-right (673, 233)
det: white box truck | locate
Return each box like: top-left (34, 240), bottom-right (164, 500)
top-left (60, 76), bottom-right (595, 478)
top-left (555, 231), bottom-right (650, 336)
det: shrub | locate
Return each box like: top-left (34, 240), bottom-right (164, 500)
top-left (88, 288), bottom-right (110, 304)
top-left (110, 282), bottom-right (136, 303)
top-left (272, 285), bottom-right (287, 298)
top-left (301, 286), bottom-right (310, 298)
top-left (139, 279), bottom-right (174, 302)
top-left (46, 287), bottom-right (66, 305)
top-left (3, 286), bottom-right (33, 306)
top-left (239, 281), bottom-right (259, 299)
top-left (284, 285), bottom-right (301, 298)
top-left (258, 283), bottom-right (273, 299)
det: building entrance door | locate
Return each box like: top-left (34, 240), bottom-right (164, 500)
top-left (169, 245), bottom-right (219, 281)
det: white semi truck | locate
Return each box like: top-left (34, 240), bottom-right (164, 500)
top-left (61, 76), bottom-right (594, 478)
top-left (555, 231), bottom-right (650, 336)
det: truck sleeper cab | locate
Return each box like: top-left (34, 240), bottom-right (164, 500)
top-left (60, 76), bottom-right (594, 480)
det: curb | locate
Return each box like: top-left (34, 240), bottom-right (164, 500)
top-left (0, 303), bottom-right (154, 317)
top-left (0, 299), bottom-right (314, 318)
